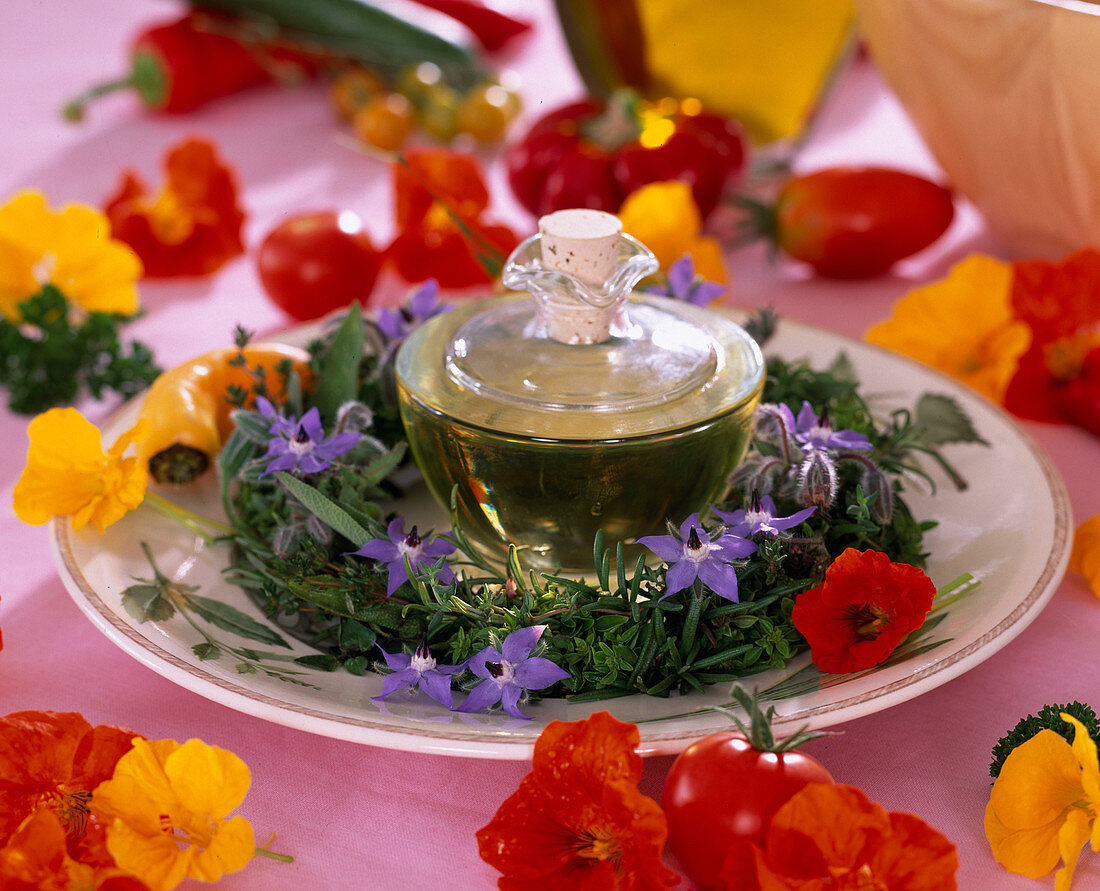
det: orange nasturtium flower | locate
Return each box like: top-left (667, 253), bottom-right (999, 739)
top-left (985, 713), bottom-right (1100, 891)
top-left (1070, 513), bottom-right (1100, 601)
top-left (864, 254), bottom-right (1032, 403)
top-left (618, 180), bottom-right (728, 285)
top-left (729, 782), bottom-right (958, 890)
top-left (0, 189), bottom-right (141, 319)
top-left (0, 710), bottom-right (138, 865)
top-left (477, 711), bottom-right (679, 889)
top-left (13, 408), bottom-right (150, 534)
top-left (91, 738), bottom-right (256, 891)
top-left (388, 147), bottom-right (519, 289)
top-left (104, 137), bottom-right (245, 278)
top-left (0, 809), bottom-right (149, 891)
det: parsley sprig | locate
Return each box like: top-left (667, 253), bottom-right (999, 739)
top-left (0, 285), bottom-right (160, 414)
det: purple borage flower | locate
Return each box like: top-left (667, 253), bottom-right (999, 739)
top-left (257, 398), bottom-right (360, 477)
top-left (647, 253), bottom-right (726, 307)
top-left (779, 401), bottom-right (873, 453)
top-left (713, 493), bottom-right (816, 538)
top-left (373, 644), bottom-right (465, 709)
top-left (349, 516), bottom-right (456, 597)
top-left (638, 512), bottom-right (757, 602)
top-left (377, 279), bottom-right (451, 340)
top-left (457, 625), bottom-right (570, 720)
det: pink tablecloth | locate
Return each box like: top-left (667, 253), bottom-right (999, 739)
top-left (3, 2), bottom-right (1099, 888)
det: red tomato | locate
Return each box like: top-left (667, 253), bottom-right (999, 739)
top-left (774, 166), bottom-right (955, 278)
top-left (257, 210), bottom-right (383, 321)
top-left (662, 732), bottom-right (833, 890)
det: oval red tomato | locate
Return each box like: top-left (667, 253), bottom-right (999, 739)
top-left (662, 732), bottom-right (833, 890)
top-left (257, 210), bottom-right (383, 321)
top-left (774, 166), bottom-right (955, 278)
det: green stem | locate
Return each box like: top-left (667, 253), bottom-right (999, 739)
top-left (143, 491), bottom-right (236, 543)
top-left (254, 847), bottom-right (294, 863)
top-left (930, 572), bottom-right (979, 612)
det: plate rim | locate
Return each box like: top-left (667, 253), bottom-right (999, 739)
top-left (51, 317), bottom-right (1073, 759)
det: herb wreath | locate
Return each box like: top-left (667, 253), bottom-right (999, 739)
top-left (215, 297), bottom-right (985, 710)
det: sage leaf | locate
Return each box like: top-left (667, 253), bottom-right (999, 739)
top-left (276, 471), bottom-right (371, 547)
top-left (312, 302), bottom-right (363, 422)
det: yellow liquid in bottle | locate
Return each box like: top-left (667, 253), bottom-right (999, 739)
top-left (635, 0), bottom-right (854, 144)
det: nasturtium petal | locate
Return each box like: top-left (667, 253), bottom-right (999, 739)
top-left (188, 815), bottom-right (254, 883)
top-left (865, 254), bottom-right (1030, 402)
top-left (990, 730), bottom-right (1085, 829)
top-left (104, 817), bottom-right (192, 891)
top-left (1069, 513), bottom-right (1100, 599)
top-left (163, 738), bottom-right (250, 819)
top-left (1055, 807), bottom-right (1092, 891)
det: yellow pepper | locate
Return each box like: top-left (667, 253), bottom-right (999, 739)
top-left (138, 343), bottom-right (312, 485)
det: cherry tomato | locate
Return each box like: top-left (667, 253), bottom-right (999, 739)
top-left (329, 66), bottom-right (383, 122)
top-left (773, 166), bottom-right (955, 278)
top-left (457, 84), bottom-right (517, 143)
top-left (352, 93), bottom-right (414, 152)
top-left (257, 210), bottom-right (383, 321)
top-left (662, 731), bottom-right (833, 890)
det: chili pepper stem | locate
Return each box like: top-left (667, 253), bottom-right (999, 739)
top-left (143, 490), bottom-right (236, 542)
top-left (61, 76), bottom-right (136, 122)
top-left (61, 52), bottom-right (166, 122)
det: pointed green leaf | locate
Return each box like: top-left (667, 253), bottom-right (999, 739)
top-left (312, 303), bottom-right (364, 422)
top-left (294, 654), bottom-right (340, 671)
top-left (182, 593), bottom-right (291, 648)
top-left (913, 393), bottom-right (989, 446)
top-left (275, 471), bottom-right (371, 547)
top-left (121, 583), bottom-right (176, 623)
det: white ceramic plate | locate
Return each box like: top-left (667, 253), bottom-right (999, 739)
top-left (52, 318), bottom-right (1072, 759)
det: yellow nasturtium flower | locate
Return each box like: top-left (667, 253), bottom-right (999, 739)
top-left (0, 189), bottom-right (142, 318)
top-left (12, 407), bottom-right (150, 533)
top-left (618, 180), bottom-right (728, 285)
top-left (985, 714), bottom-right (1100, 891)
top-left (91, 738), bottom-right (255, 891)
top-left (865, 254), bottom-right (1032, 403)
top-left (1070, 513), bottom-right (1100, 601)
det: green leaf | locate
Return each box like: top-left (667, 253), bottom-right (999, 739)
top-left (121, 583), bottom-right (176, 623)
top-left (311, 302), bottom-right (363, 423)
top-left (294, 654), bottom-right (340, 671)
top-left (827, 352), bottom-right (859, 385)
top-left (356, 442), bottom-right (407, 487)
top-left (913, 393), bottom-right (989, 446)
top-left (182, 594), bottom-right (291, 648)
top-left (344, 656), bottom-right (370, 676)
top-left (276, 471), bottom-right (371, 547)
top-left (192, 642), bottom-right (221, 661)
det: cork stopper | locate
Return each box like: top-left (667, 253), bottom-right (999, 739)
top-left (537, 209), bottom-right (623, 344)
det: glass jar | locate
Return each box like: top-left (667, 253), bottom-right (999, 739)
top-left (395, 210), bottom-right (764, 572)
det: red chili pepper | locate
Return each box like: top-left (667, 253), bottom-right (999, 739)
top-left (405, 0), bottom-right (532, 52)
top-left (62, 11), bottom-right (314, 120)
top-left (741, 166), bottom-right (955, 279)
top-left (504, 93), bottom-right (747, 220)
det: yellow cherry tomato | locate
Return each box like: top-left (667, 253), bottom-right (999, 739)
top-left (352, 93), bottom-right (414, 152)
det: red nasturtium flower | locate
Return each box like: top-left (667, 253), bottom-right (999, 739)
top-left (0, 711), bottom-right (138, 868)
top-left (791, 549), bottom-right (935, 674)
top-left (389, 148), bottom-right (519, 289)
top-left (724, 782), bottom-right (958, 890)
top-left (476, 711), bottom-right (679, 890)
top-left (104, 137), bottom-right (245, 278)
top-left (1003, 248), bottom-right (1100, 435)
